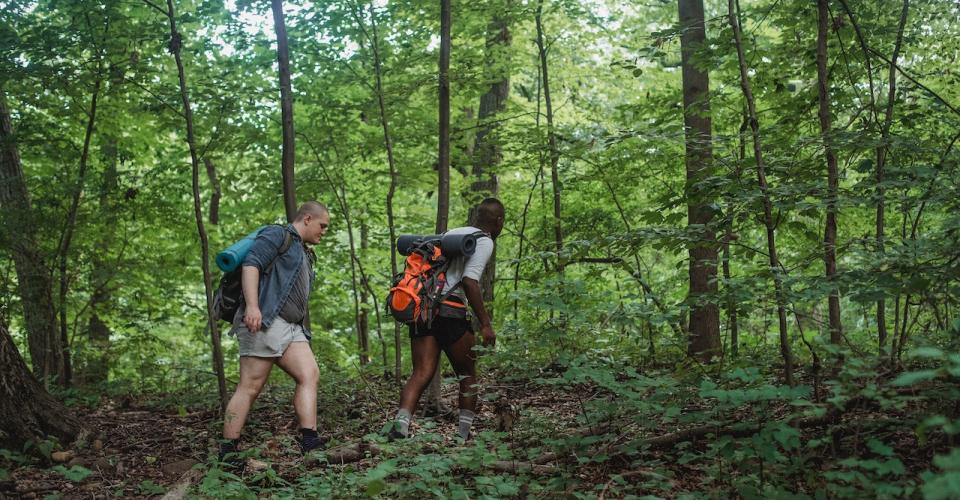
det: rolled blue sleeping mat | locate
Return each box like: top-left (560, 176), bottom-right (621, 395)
top-left (396, 233), bottom-right (478, 258)
top-left (216, 227), bottom-right (264, 272)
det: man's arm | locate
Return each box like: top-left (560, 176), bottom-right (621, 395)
top-left (241, 265), bottom-right (262, 332)
top-left (462, 277), bottom-right (495, 347)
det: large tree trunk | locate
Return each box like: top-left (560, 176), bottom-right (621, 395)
top-left (678, 0), bottom-right (720, 361)
top-left (876, 0), bottom-right (910, 350)
top-left (272, 0), bottom-right (297, 223)
top-left (0, 89), bottom-right (63, 385)
top-left (535, 0), bottom-right (562, 273)
top-left (728, 0), bottom-right (794, 386)
top-left (0, 318), bottom-right (82, 449)
top-left (161, 0), bottom-right (227, 411)
top-left (424, 0), bottom-right (453, 415)
top-left (816, 0), bottom-right (843, 345)
top-left (467, 8), bottom-right (511, 312)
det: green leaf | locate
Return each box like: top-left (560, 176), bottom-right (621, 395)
top-left (892, 370), bottom-right (938, 386)
top-left (53, 465), bottom-right (92, 482)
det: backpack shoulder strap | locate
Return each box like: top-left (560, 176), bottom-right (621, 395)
top-left (263, 230), bottom-right (294, 274)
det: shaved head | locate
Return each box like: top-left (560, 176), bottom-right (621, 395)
top-left (475, 198), bottom-right (505, 226)
top-left (294, 201), bottom-right (328, 222)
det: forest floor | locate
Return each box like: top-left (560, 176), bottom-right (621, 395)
top-left (1, 365), bottom-right (949, 498)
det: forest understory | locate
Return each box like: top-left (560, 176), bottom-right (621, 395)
top-left (3, 357), bottom-right (956, 498)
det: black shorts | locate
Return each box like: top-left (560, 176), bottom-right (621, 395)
top-left (409, 315), bottom-right (472, 347)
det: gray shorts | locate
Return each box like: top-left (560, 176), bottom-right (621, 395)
top-left (234, 317), bottom-right (308, 358)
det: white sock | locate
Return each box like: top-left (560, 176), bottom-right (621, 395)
top-left (458, 409), bottom-right (475, 439)
top-left (395, 409), bottom-right (412, 437)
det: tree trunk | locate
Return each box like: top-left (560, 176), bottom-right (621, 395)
top-left (272, 0), bottom-right (297, 223)
top-left (425, 0), bottom-right (453, 415)
top-left (467, 9), bottom-right (511, 312)
top-left (728, 0), bottom-right (794, 385)
top-left (0, 318), bottom-right (82, 450)
top-left (678, 0), bottom-right (720, 361)
top-left (57, 76), bottom-right (101, 387)
top-left (0, 88), bottom-right (63, 385)
top-left (816, 0), bottom-right (843, 345)
top-left (161, 0), bottom-right (227, 411)
top-left (367, 3), bottom-right (402, 382)
top-left (876, 0), bottom-right (910, 350)
top-left (535, 0), bottom-right (562, 272)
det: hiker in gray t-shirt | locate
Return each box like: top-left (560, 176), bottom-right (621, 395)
top-left (391, 198), bottom-right (505, 441)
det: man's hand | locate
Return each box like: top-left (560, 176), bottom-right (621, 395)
top-left (244, 306), bottom-right (263, 333)
top-left (479, 323), bottom-right (496, 348)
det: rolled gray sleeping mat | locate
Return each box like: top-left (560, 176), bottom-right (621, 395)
top-left (396, 232), bottom-right (479, 258)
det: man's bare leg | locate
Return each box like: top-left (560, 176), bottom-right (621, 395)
top-left (275, 341), bottom-right (320, 431)
top-left (223, 356), bottom-right (275, 440)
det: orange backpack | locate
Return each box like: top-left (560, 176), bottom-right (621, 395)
top-left (387, 238), bottom-right (467, 327)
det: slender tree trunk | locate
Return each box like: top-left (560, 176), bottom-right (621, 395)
top-left (367, 3), bottom-right (402, 382)
top-left (535, 0), bottom-right (562, 272)
top-left (722, 226), bottom-right (738, 357)
top-left (425, 0), bottom-right (453, 415)
top-left (0, 318), bottom-right (82, 449)
top-left (514, 60), bottom-right (544, 322)
top-left (876, 0), bottom-right (910, 350)
top-left (204, 158), bottom-right (222, 225)
top-left (272, 0), bottom-right (297, 222)
top-left (436, 0), bottom-right (451, 235)
top-left (57, 76), bottom-right (102, 387)
top-left (816, 0), bottom-right (843, 345)
top-left (0, 89), bottom-right (63, 384)
top-left (161, 0), bottom-right (227, 410)
top-left (728, 0), bottom-right (794, 385)
top-left (678, 0), bottom-right (720, 361)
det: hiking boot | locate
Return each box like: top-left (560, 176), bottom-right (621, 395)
top-left (217, 440), bottom-right (245, 472)
top-left (300, 428), bottom-right (327, 454)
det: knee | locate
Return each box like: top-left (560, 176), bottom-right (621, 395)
top-left (238, 378), bottom-right (266, 398)
top-left (407, 370), bottom-right (433, 388)
top-left (297, 367), bottom-right (319, 387)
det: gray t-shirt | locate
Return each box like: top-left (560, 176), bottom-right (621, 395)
top-left (279, 251), bottom-right (310, 324)
top-left (442, 226), bottom-right (494, 297)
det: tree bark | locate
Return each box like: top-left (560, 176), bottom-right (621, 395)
top-left (160, 0), bottom-right (227, 411)
top-left (816, 0), bottom-right (843, 345)
top-left (425, 0), bottom-right (453, 415)
top-left (0, 318), bottom-right (82, 450)
top-left (535, 0), bottom-right (562, 272)
top-left (271, 0), bottom-right (297, 222)
top-left (875, 0), bottom-right (910, 350)
top-left (0, 89), bottom-right (63, 384)
top-left (728, 0), bottom-right (794, 385)
top-left (678, 0), bottom-right (720, 361)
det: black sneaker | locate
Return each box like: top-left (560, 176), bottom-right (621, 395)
top-left (300, 428), bottom-right (327, 454)
top-left (386, 428), bottom-right (408, 441)
top-left (217, 440), bottom-right (245, 472)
